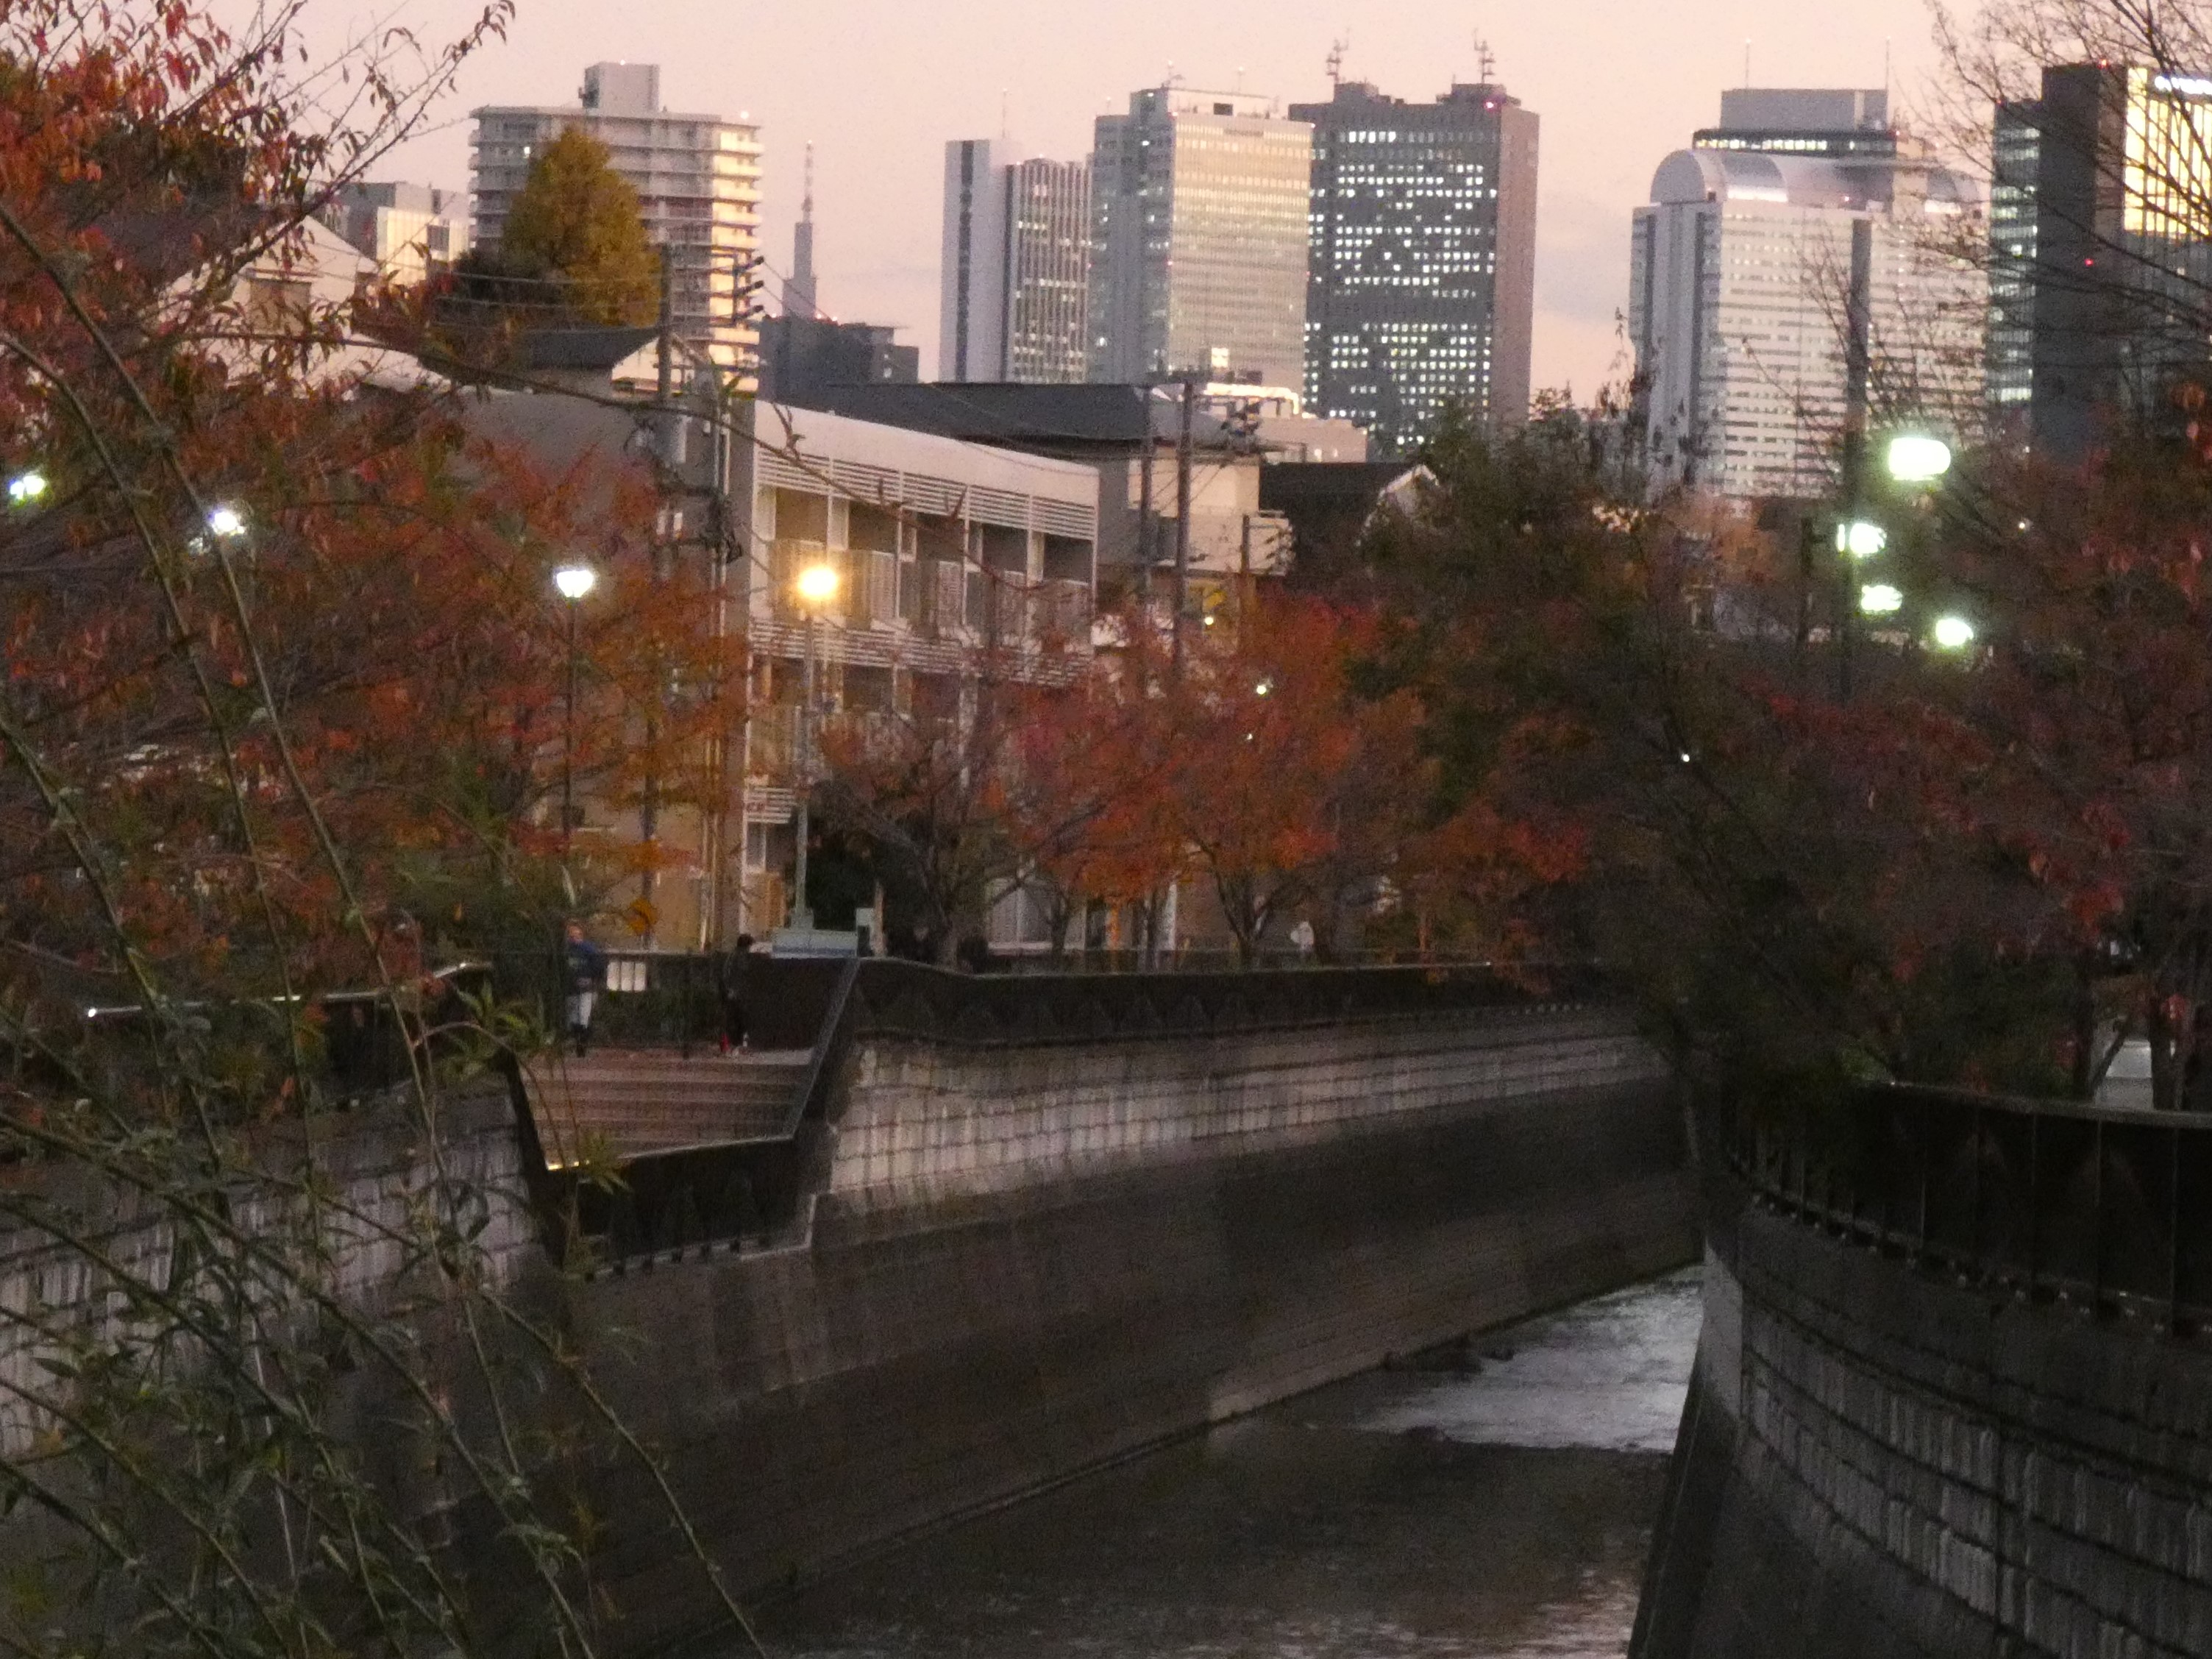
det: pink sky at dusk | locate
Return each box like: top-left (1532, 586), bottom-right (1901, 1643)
top-left (305, 0), bottom-right (1963, 400)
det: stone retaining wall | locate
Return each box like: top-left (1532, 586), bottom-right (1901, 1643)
top-left (569, 1003), bottom-right (1695, 1652)
top-left (1634, 1173), bottom-right (2212, 1657)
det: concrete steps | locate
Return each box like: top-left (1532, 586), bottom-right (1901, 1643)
top-left (522, 1048), bottom-right (810, 1161)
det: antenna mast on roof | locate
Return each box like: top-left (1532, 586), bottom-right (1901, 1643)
top-left (1326, 38), bottom-right (1347, 88)
top-left (1473, 32), bottom-right (1497, 85)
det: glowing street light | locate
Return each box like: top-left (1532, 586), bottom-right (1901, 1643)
top-left (1860, 583), bottom-right (1905, 616)
top-left (552, 563), bottom-right (598, 601)
top-left (1931, 614), bottom-right (1977, 650)
top-left (794, 561), bottom-right (839, 607)
top-left (1837, 519), bottom-right (1888, 558)
top-left (205, 503), bottom-right (248, 540)
top-left (1885, 433), bottom-right (1953, 485)
top-left (7, 471), bottom-right (48, 506)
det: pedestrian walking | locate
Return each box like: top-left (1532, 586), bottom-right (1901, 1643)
top-left (562, 920), bottom-right (605, 1056)
top-left (719, 933), bottom-right (754, 1054)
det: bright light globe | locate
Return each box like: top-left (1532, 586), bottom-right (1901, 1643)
top-left (1860, 583), bottom-right (1905, 616)
top-left (1932, 615), bottom-right (1976, 650)
top-left (1838, 520), bottom-right (1888, 559)
top-left (1886, 434), bottom-right (1953, 484)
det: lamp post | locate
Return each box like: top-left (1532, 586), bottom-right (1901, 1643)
top-left (552, 564), bottom-right (597, 872)
top-left (791, 560), bottom-right (840, 933)
top-left (1838, 433), bottom-right (1954, 698)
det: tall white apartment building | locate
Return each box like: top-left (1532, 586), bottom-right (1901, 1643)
top-left (470, 63), bottom-right (762, 372)
top-left (1628, 89), bottom-right (1985, 499)
top-left (939, 141), bottom-right (1091, 383)
top-left (1088, 88), bottom-right (1312, 389)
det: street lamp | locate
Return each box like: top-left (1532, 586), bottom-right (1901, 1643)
top-left (1860, 583), bottom-right (1905, 616)
top-left (205, 503), bottom-right (248, 540)
top-left (7, 471), bottom-right (47, 507)
top-left (1837, 520), bottom-right (1888, 558)
top-left (791, 560), bottom-right (839, 933)
top-left (552, 564), bottom-right (597, 871)
top-left (1931, 614), bottom-right (1976, 650)
top-left (1885, 433), bottom-right (1953, 485)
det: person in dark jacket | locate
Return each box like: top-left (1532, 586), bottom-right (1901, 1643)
top-left (719, 934), bottom-right (754, 1054)
top-left (562, 921), bottom-right (605, 1056)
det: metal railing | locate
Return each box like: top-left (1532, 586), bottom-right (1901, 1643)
top-left (1722, 1084), bottom-right (2212, 1335)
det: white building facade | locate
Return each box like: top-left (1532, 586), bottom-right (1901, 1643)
top-left (319, 182), bottom-right (471, 286)
top-left (732, 403), bottom-right (1099, 940)
top-left (1628, 90), bottom-right (1985, 499)
top-left (469, 63), bottom-right (762, 373)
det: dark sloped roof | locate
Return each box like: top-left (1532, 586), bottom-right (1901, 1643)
top-left (514, 326), bottom-right (661, 372)
top-left (803, 382), bottom-right (1239, 450)
top-left (1257, 461), bottom-right (1424, 514)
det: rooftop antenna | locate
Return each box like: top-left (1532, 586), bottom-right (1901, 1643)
top-left (1743, 39), bottom-right (1752, 88)
top-left (1883, 38), bottom-right (1892, 96)
top-left (1326, 37), bottom-right (1348, 88)
top-left (1473, 32), bottom-right (1497, 86)
top-left (1000, 88), bottom-right (1009, 141)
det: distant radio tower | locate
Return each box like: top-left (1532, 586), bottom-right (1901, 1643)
top-left (784, 142), bottom-right (819, 319)
top-left (1326, 37), bottom-right (1348, 88)
top-left (1473, 32), bottom-right (1498, 85)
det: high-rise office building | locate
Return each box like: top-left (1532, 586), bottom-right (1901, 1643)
top-left (470, 63), bottom-right (763, 372)
top-left (1988, 64), bottom-right (2212, 458)
top-left (1087, 88), bottom-right (1312, 389)
top-left (1628, 89), bottom-right (1985, 499)
top-left (939, 141), bottom-right (1091, 383)
top-left (1292, 78), bottom-right (1538, 453)
top-left (319, 182), bottom-right (471, 285)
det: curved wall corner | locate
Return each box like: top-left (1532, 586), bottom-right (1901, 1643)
top-left (1634, 1212), bottom-right (2212, 1658)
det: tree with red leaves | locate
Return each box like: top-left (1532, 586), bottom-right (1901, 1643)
top-left (0, 6), bottom-right (757, 1654)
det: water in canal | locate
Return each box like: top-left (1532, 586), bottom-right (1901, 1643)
top-left (749, 1265), bottom-right (1704, 1659)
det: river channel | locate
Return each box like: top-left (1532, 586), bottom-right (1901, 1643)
top-left (745, 1265), bottom-right (1704, 1659)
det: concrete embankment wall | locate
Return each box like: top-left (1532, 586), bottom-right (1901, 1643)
top-left (1634, 1114), bottom-right (2212, 1659)
top-left (569, 1002), bottom-right (1696, 1649)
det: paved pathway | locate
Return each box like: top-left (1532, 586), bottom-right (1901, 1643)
top-left (519, 1048), bottom-right (810, 1164)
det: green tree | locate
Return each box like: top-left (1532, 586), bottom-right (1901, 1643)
top-left (499, 127), bottom-right (659, 326)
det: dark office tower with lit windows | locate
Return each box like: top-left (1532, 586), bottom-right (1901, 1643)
top-left (1291, 78), bottom-right (1538, 455)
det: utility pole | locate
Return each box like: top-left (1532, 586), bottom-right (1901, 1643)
top-left (1171, 373), bottom-right (1195, 674)
top-left (1137, 388), bottom-right (1156, 614)
top-left (1838, 217), bottom-right (1872, 704)
top-left (639, 245), bottom-right (677, 946)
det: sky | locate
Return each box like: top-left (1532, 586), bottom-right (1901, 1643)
top-left (299, 0), bottom-right (1963, 399)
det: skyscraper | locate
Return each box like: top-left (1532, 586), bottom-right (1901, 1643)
top-left (470, 63), bottom-right (762, 372)
top-left (939, 142), bottom-right (1091, 383)
top-left (1087, 88), bottom-right (1312, 388)
top-left (1628, 89), bottom-right (1985, 499)
top-left (1988, 64), bottom-right (2212, 458)
top-left (1292, 77), bottom-right (1538, 453)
